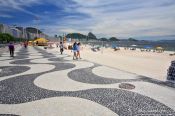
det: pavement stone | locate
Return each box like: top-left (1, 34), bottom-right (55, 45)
top-left (0, 46), bottom-right (175, 116)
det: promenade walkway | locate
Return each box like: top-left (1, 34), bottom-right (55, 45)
top-left (0, 46), bottom-right (175, 116)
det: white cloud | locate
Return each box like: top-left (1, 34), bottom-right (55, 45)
top-left (27, 0), bottom-right (175, 39)
top-left (0, 13), bottom-right (13, 18)
top-left (1, 0), bottom-right (174, 39)
top-left (0, 0), bottom-right (42, 16)
top-left (61, 0), bottom-right (175, 39)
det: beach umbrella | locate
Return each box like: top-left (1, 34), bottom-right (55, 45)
top-left (156, 46), bottom-right (164, 50)
top-left (34, 38), bottom-right (48, 43)
top-left (34, 38), bottom-right (49, 46)
top-left (144, 46), bottom-right (152, 49)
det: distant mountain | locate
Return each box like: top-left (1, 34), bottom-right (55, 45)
top-left (88, 32), bottom-right (97, 40)
top-left (109, 37), bottom-right (119, 41)
top-left (128, 38), bottom-right (138, 41)
top-left (99, 38), bottom-right (108, 41)
top-left (66, 33), bottom-right (87, 39)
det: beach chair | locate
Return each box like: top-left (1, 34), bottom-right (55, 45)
top-left (91, 47), bottom-right (97, 52)
top-left (130, 47), bottom-right (136, 50)
top-left (169, 53), bottom-right (175, 56)
top-left (140, 49), bottom-right (145, 52)
top-left (97, 46), bottom-right (100, 51)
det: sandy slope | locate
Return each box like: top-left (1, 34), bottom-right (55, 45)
top-left (65, 45), bottom-right (175, 81)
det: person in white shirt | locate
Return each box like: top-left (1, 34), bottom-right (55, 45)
top-left (77, 42), bottom-right (81, 59)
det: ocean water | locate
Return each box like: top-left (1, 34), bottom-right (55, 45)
top-left (82, 40), bottom-right (175, 51)
top-left (114, 41), bottom-right (175, 51)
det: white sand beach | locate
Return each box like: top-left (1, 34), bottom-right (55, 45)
top-left (62, 45), bottom-right (175, 81)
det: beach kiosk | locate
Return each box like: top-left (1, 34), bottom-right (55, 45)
top-left (156, 46), bottom-right (164, 53)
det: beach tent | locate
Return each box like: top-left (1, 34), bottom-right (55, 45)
top-left (34, 38), bottom-right (48, 43)
top-left (34, 38), bottom-right (48, 46)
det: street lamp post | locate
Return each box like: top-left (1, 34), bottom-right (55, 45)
top-left (62, 33), bottom-right (64, 43)
top-left (34, 16), bottom-right (40, 38)
top-left (23, 27), bottom-right (25, 41)
top-left (37, 28), bottom-right (38, 38)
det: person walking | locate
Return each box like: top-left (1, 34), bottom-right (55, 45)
top-left (56, 43), bottom-right (59, 48)
top-left (72, 42), bottom-right (78, 60)
top-left (59, 42), bottom-right (64, 54)
top-left (24, 41), bottom-right (28, 48)
top-left (8, 42), bottom-right (15, 57)
top-left (77, 42), bottom-right (81, 59)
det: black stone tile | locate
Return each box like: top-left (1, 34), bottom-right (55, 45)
top-left (0, 66), bottom-right (30, 77)
top-left (0, 114), bottom-right (19, 116)
top-left (68, 65), bottom-right (142, 84)
top-left (0, 46), bottom-right (175, 115)
top-left (68, 88), bottom-right (175, 115)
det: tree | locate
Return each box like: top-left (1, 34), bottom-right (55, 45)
top-left (0, 33), bottom-right (3, 43)
top-left (88, 32), bottom-right (97, 40)
top-left (0, 33), bottom-right (14, 43)
top-left (109, 37), bottom-right (119, 41)
top-left (15, 38), bottom-right (22, 42)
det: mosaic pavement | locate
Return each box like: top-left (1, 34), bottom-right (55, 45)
top-left (0, 46), bottom-right (175, 116)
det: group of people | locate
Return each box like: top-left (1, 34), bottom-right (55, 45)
top-left (59, 41), bottom-right (81, 60)
top-left (8, 41), bottom-right (81, 60)
top-left (72, 42), bottom-right (81, 60)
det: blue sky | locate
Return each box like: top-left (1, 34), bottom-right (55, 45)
top-left (0, 0), bottom-right (175, 40)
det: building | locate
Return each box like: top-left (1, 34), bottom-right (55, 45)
top-left (0, 23), bottom-right (48, 40)
top-left (0, 24), bottom-right (12, 34)
top-left (11, 28), bottom-right (22, 38)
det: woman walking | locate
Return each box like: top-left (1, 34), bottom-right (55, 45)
top-left (72, 42), bottom-right (78, 60)
top-left (8, 42), bottom-right (15, 57)
top-left (77, 42), bottom-right (81, 59)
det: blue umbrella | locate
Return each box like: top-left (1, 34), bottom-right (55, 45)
top-left (144, 46), bottom-right (152, 49)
